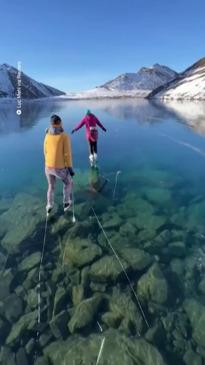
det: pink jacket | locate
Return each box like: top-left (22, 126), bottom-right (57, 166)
top-left (73, 114), bottom-right (106, 142)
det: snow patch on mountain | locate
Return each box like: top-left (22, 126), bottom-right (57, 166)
top-left (149, 58), bottom-right (205, 100)
top-left (101, 64), bottom-right (177, 92)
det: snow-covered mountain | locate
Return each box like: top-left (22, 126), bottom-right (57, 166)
top-left (101, 64), bottom-right (178, 92)
top-left (0, 63), bottom-right (65, 99)
top-left (64, 64), bottom-right (177, 100)
top-left (149, 58), bottom-right (205, 100)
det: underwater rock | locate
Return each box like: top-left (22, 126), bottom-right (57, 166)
top-left (137, 263), bottom-right (168, 305)
top-left (186, 200), bottom-right (205, 233)
top-left (16, 347), bottom-right (28, 365)
top-left (0, 269), bottom-right (14, 301)
top-left (168, 241), bottom-right (186, 258)
top-left (0, 347), bottom-right (16, 365)
top-left (34, 356), bottom-right (49, 365)
top-left (102, 211), bottom-right (122, 229)
top-left (90, 282), bottom-right (107, 293)
top-left (89, 255), bottom-right (129, 283)
top-left (3, 293), bottom-right (23, 322)
top-left (19, 252), bottom-right (41, 272)
top-left (145, 321), bottom-right (165, 346)
top-left (102, 288), bottom-right (144, 335)
top-left (0, 193), bottom-right (45, 253)
top-left (25, 338), bottom-right (35, 354)
top-left (117, 247), bottom-right (152, 271)
top-left (141, 187), bottom-right (172, 206)
top-left (52, 286), bottom-right (69, 315)
top-left (68, 294), bottom-right (102, 333)
top-left (119, 196), bottom-right (155, 218)
top-left (152, 230), bottom-right (172, 248)
top-left (72, 285), bottom-right (84, 306)
top-left (39, 331), bottom-right (53, 348)
top-left (49, 310), bottom-right (69, 339)
top-left (119, 221), bottom-right (137, 237)
top-left (170, 258), bottom-right (184, 278)
top-left (6, 310), bottom-right (37, 345)
top-left (51, 216), bottom-right (72, 235)
top-left (0, 318), bottom-right (9, 341)
top-left (65, 220), bottom-right (94, 239)
top-left (183, 349), bottom-right (203, 365)
top-left (44, 329), bottom-right (168, 365)
top-left (64, 238), bottom-right (102, 268)
top-left (26, 288), bottom-right (38, 310)
top-left (198, 278), bottom-right (205, 295)
top-left (23, 268), bottom-right (39, 291)
top-left (184, 299), bottom-right (205, 348)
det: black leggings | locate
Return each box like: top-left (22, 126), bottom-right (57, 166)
top-left (89, 140), bottom-right (97, 154)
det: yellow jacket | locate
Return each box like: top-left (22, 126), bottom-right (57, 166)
top-left (44, 132), bottom-right (73, 168)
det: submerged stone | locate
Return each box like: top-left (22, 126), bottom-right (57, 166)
top-left (184, 299), bottom-right (205, 348)
top-left (0, 269), bottom-right (14, 301)
top-left (102, 288), bottom-right (144, 335)
top-left (44, 329), bottom-right (168, 365)
top-left (49, 310), bottom-right (69, 339)
top-left (168, 241), bottom-right (186, 258)
top-left (89, 255), bottom-right (129, 283)
top-left (198, 278), bottom-right (205, 295)
top-left (6, 310), bottom-right (37, 345)
top-left (72, 285), bottom-right (84, 306)
top-left (102, 212), bottom-right (122, 229)
top-left (117, 247), bottom-right (152, 271)
top-left (0, 193), bottom-right (45, 253)
top-left (142, 187), bottom-right (172, 206)
top-left (52, 286), bottom-right (69, 315)
top-left (19, 252), bottom-right (41, 272)
top-left (68, 295), bottom-right (102, 333)
top-left (64, 238), bottom-right (102, 268)
top-left (3, 293), bottom-right (23, 322)
top-left (183, 349), bottom-right (203, 365)
top-left (137, 263), bottom-right (168, 305)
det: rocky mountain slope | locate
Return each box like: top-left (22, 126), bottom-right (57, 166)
top-left (0, 63), bottom-right (65, 99)
top-left (148, 58), bottom-right (205, 100)
top-left (65, 64), bottom-right (178, 99)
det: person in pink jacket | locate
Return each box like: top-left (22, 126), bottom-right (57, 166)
top-left (71, 110), bottom-right (106, 166)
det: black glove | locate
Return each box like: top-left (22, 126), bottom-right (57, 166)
top-left (103, 128), bottom-right (107, 132)
top-left (68, 167), bottom-right (75, 177)
top-left (71, 129), bottom-right (75, 134)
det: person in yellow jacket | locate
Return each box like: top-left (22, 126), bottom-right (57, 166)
top-left (44, 114), bottom-right (75, 214)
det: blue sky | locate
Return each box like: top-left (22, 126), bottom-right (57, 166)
top-left (1, 0), bottom-right (205, 91)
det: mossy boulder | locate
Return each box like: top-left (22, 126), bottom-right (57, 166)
top-left (101, 211), bottom-right (122, 229)
top-left (19, 252), bottom-right (41, 272)
top-left (64, 239), bottom-right (102, 268)
top-left (44, 329), bottom-right (168, 365)
top-left (52, 286), bottom-right (69, 315)
top-left (0, 193), bottom-right (45, 253)
top-left (137, 263), bottom-right (168, 305)
top-left (49, 310), bottom-right (69, 339)
top-left (89, 255), bottom-right (129, 283)
top-left (68, 295), bottom-right (102, 333)
top-left (183, 349), bottom-right (203, 365)
top-left (6, 310), bottom-right (37, 345)
top-left (184, 299), bottom-right (205, 348)
top-left (3, 293), bottom-right (23, 322)
top-left (102, 288), bottom-right (144, 335)
top-left (118, 247), bottom-right (152, 271)
top-left (0, 269), bottom-right (13, 300)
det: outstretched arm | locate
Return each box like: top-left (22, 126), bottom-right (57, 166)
top-left (95, 117), bottom-right (106, 132)
top-left (72, 117), bottom-right (86, 133)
